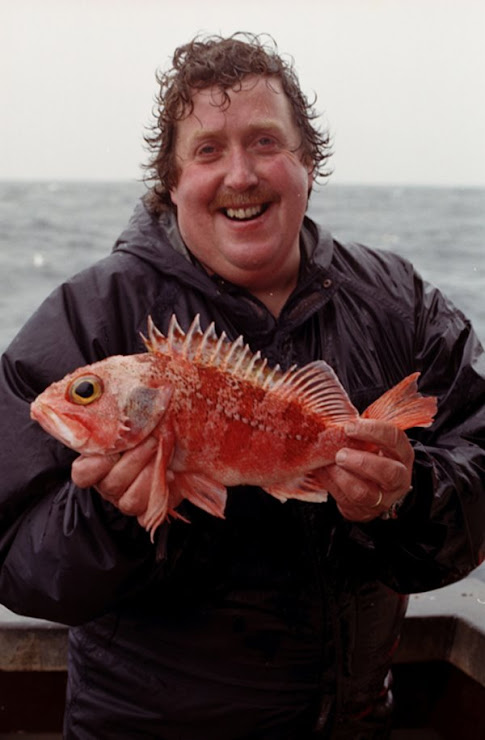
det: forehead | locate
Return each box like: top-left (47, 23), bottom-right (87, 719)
top-left (176, 75), bottom-right (297, 141)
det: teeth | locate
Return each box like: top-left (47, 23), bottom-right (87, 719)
top-left (226, 205), bottom-right (263, 220)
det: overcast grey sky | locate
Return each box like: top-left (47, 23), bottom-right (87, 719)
top-left (2, 0), bottom-right (484, 185)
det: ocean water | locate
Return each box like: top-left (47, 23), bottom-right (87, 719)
top-left (0, 181), bottom-right (484, 353)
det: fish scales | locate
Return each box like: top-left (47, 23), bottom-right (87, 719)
top-left (163, 353), bottom-right (328, 479)
top-left (30, 314), bottom-right (438, 540)
top-left (162, 360), bottom-right (316, 478)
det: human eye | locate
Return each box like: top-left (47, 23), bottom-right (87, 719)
top-left (194, 141), bottom-right (220, 160)
top-left (252, 133), bottom-right (280, 153)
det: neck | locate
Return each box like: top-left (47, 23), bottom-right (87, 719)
top-left (191, 246), bottom-right (301, 318)
top-left (250, 273), bottom-right (298, 317)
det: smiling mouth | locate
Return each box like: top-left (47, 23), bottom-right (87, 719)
top-left (222, 203), bottom-right (270, 221)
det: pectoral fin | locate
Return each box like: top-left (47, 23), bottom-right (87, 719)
top-left (138, 426), bottom-right (175, 542)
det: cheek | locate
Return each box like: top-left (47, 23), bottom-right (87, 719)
top-left (269, 155), bottom-right (312, 195)
top-left (171, 165), bottom-right (218, 208)
top-left (276, 167), bottom-right (312, 218)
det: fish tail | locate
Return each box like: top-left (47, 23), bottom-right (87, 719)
top-left (362, 372), bottom-right (437, 429)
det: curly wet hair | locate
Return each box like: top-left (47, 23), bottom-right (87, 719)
top-left (143, 33), bottom-right (332, 212)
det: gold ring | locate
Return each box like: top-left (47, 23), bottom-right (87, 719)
top-left (371, 490), bottom-right (383, 508)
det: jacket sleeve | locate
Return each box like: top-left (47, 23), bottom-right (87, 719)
top-left (0, 267), bottom-right (159, 625)
top-left (351, 276), bottom-right (485, 593)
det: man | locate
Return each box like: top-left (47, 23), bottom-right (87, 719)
top-left (0, 33), bottom-right (483, 739)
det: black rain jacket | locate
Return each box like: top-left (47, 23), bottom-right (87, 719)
top-left (0, 199), bottom-right (484, 739)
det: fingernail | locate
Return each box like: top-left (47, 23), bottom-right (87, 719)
top-left (336, 449), bottom-right (348, 464)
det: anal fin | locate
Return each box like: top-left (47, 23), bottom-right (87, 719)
top-left (264, 473), bottom-right (329, 504)
top-left (170, 471), bottom-right (227, 519)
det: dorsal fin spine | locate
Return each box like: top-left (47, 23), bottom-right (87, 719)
top-left (210, 331), bottom-right (227, 365)
top-left (222, 336), bottom-right (244, 370)
top-left (143, 316), bottom-right (165, 353)
top-left (196, 322), bottom-right (218, 360)
top-left (181, 315), bottom-right (203, 358)
top-left (262, 364), bottom-right (282, 390)
top-left (232, 345), bottom-right (252, 373)
top-left (253, 358), bottom-right (268, 383)
top-left (167, 314), bottom-right (184, 349)
top-left (243, 351), bottom-right (262, 379)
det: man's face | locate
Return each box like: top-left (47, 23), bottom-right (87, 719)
top-left (169, 75), bottom-right (313, 292)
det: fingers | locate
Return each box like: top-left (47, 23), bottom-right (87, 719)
top-left (322, 463), bottom-right (387, 521)
top-left (335, 447), bottom-right (409, 494)
top-left (94, 436), bottom-right (158, 501)
top-left (71, 436), bottom-right (159, 517)
top-left (345, 419), bottom-right (414, 467)
top-left (325, 420), bottom-right (414, 522)
top-left (114, 463), bottom-right (157, 517)
top-left (71, 453), bottom-right (122, 489)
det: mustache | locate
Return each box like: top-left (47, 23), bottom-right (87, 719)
top-left (210, 187), bottom-right (280, 212)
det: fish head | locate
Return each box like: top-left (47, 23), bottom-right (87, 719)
top-left (30, 354), bottom-right (173, 454)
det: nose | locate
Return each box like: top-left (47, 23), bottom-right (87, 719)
top-left (223, 147), bottom-right (259, 191)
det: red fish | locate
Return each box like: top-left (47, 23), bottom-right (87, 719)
top-left (31, 315), bottom-right (437, 539)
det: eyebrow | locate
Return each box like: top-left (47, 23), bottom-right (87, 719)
top-left (188, 120), bottom-right (285, 145)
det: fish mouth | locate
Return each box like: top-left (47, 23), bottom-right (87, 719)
top-left (30, 401), bottom-right (90, 450)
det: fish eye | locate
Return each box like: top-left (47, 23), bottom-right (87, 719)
top-left (67, 375), bottom-right (104, 405)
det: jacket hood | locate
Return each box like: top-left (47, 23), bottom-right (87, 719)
top-left (112, 199), bottom-right (213, 293)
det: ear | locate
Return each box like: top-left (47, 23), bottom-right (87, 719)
top-left (169, 187), bottom-right (179, 207)
top-left (305, 163), bottom-right (315, 199)
top-left (300, 152), bottom-right (314, 198)
top-left (304, 155), bottom-right (315, 181)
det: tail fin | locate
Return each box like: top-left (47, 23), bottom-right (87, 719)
top-left (362, 372), bottom-right (437, 430)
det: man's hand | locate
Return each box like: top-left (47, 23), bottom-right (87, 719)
top-left (71, 436), bottom-right (159, 517)
top-left (317, 420), bottom-right (414, 521)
